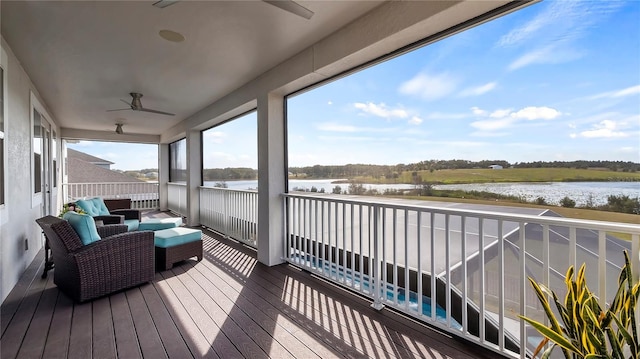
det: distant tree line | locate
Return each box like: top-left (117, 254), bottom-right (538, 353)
top-left (203, 167), bottom-right (257, 181)
top-left (157, 159), bottom-right (639, 182)
top-left (289, 160), bottom-right (639, 179)
top-left (512, 160), bottom-right (639, 172)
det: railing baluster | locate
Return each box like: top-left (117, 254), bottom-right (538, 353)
top-left (404, 208), bottom-right (409, 312)
top-left (599, 230), bottom-right (606, 308)
top-left (350, 203), bottom-right (355, 289)
top-left (430, 212), bottom-right (436, 322)
top-left (417, 210), bottom-right (422, 318)
top-left (445, 214), bottom-right (451, 328)
top-left (519, 222), bottom-right (526, 359)
top-left (303, 197), bottom-right (308, 267)
top-left (479, 218), bottom-right (485, 344)
top-left (461, 215), bottom-right (467, 334)
top-left (359, 205), bottom-right (364, 293)
top-left (393, 208), bottom-right (397, 306)
top-left (372, 204), bottom-right (384, 310)
top-left (498, 219), bottom-right (504, 352)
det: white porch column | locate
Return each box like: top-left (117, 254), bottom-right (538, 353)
top-left (186, 130), bottom-right (201, 226)
top-left (257, 92), bottom-right (286, 266)
top-left (158, 144), bottom-right (169, 211)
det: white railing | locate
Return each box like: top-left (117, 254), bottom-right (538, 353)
top-left (199, 186), bottom-right (258, 247)
top-left (167, 182), bottom-right (187, 217)
top-left (282, 193), bottom-right (640, 358)
top-left (62, 182), bottom-right (159, 210)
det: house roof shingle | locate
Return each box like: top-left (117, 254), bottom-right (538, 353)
top-left (67, 148), bottom-right (114, 165)
top-left (67, 151), bottom-right (143, 184)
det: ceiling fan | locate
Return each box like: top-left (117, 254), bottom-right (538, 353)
top-left (152, 0), bottom-right (314, 20)
top-left (107, 92), bottom-right (175, 116)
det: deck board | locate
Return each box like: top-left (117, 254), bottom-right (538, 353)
top-left (15, 274), bottom-right (57, 359)
top-left (67, 302), bottom-right (92, 359)
top-left (1, 250), bottom-right (45, 336)
top-left (109, 292), bottom-right (142, 359)
top-left (91, 296), bottom-right (117, 359)
top-left (1, 211), bottom-right (501, 359)
top-left (42, 292), bottom-right (73, 358)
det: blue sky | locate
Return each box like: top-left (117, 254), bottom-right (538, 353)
top-left (70, 0), bottom-right (640, 170)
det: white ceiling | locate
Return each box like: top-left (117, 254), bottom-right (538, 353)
top-left (1, 0), bottom-right (383, 136)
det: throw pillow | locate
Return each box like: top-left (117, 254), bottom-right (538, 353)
top-left (63, 211), bottom-right (101, 245)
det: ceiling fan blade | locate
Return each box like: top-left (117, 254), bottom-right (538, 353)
top-left (106, 108), bottom-right (130, 112)
top-left (263, 0), bottom-right (314, 20)
top-left (138, 107), bottom-right (175, 116)
top-left (119, 99), bottom-right (131, 106)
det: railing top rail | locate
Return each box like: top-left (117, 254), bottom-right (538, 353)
top-left (167, 182), bottom-right (187, 186)
top-left (62, 182), bottom-right (158, 185)
top-left (282, 192), bottom-right (640, 234)
top-left (199, 186), bottom-right (257, 193)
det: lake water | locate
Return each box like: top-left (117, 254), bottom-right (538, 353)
top-left (205, 180), bottom-right (639, 207)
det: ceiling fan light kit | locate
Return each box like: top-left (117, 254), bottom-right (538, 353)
top-left (107, 92), bottom-right (175, 116)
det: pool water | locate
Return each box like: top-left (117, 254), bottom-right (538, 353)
top-left (292, 253), bottom-right (461, 329)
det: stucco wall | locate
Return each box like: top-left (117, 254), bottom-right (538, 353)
top-left (0, 37), bottom-right (59, 303)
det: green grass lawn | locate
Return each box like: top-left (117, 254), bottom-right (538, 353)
top-left (355, 167), bottom-right (640, 184)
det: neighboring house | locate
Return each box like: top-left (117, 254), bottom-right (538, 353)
top-left (67, 149), bottom-right (142, 183)
top-left (67, 148), bottom-right (114, 170)
top-left (489, 164), bottom-right (503, 170)
top-left (66, 149), bottom-right (152, 201)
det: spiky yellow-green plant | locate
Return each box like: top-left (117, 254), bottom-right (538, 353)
top-left (520, 250), bottom-right (639, 358)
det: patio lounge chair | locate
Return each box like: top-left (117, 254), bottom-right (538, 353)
top-left (35, 215), bottom-right (155, 302)
top-left (76, 197), bottom-right (142, 231)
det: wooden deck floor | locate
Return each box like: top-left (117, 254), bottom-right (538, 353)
top-left (2, 215), bottom-right (499, 358)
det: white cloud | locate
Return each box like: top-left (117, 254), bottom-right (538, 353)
top-left (318, 135), bottom-right (383, 142)
top-left (470, 131), bottom-right (510, 138)
top-left (510, 106), bottom-right (562, 120)
top-left (471, 107), bottom-right (487, 116)
top-left (508, 45), bottom-right (583, 71)
top-left (501, 0), bottom-right (622, 71)
top-left (353, 102), bottom-right (409, 119)
top-left (327, 101), bottom-right (333, 105)
top-left (470, 118), bottom-right (515, 131)
top-left (408, 116), bottom-right (423, 125)
top-left (203, 130), bottom-right (226, 143)
top-left (589, 85), bottom-right (640, 100)
top-left (489, 109), bottom-right (513, 118)
top-left (469, 106), bottom-right (562, 134)
top-left (425, 112), bottom-right (469, 120)
top-left (574, 120), bottom-right (629, 138)
top-left (398, 72), bottom-right (458, 101)
top-left (459, 82), bottom-right (497, 97)
top-left (499, 0), bottom-right (623, 47)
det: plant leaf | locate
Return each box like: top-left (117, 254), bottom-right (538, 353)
top-left (605, 326), bottom-right (624, 359)
top-left (532, 336), bottom-right (550, 359)
top-left (521, 316), bottom-right (582, 355)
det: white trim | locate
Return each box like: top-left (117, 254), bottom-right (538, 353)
top-left (0, 45), bottom-right (7, 225)
top-left (30, 92), bottom-right (54, 210)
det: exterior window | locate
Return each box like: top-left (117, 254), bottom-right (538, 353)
top-left (52, 130), bottom-right (57, 188)
top-left (33, 109), bottom-right (42, 194)
top-left (202, 111), bottom-right (257, 187)
top-left (0, 67), bottom-right (4, 205)
top-left (169, 138), bottom-right (187, 183)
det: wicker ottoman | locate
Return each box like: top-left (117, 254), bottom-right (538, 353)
top-left (154, 227), bottom-right (203, 271)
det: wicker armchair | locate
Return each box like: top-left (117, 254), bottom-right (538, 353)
top-left (36, 215), bottom-right (155, 302)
